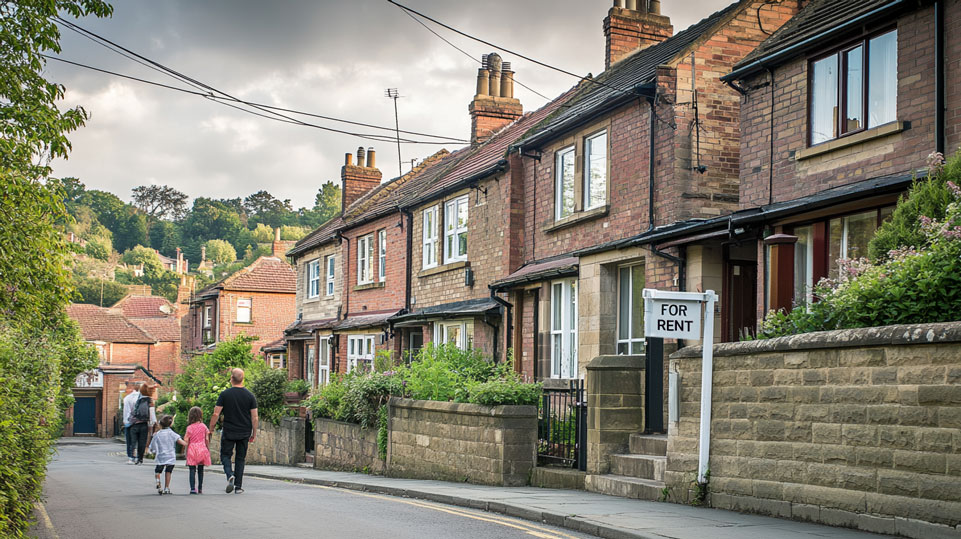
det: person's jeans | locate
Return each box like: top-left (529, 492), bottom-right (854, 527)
top-left (129, 422), bottom-right (148, 463)
top-left (189, 465), bottom-right (205, 492)
top-left (220, 437), bottom-right (249, 488)
top-left (124, 423), bottom-right (134, 458)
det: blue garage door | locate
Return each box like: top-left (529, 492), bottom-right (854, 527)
top-left (73, 397), bottom-right (97, 434)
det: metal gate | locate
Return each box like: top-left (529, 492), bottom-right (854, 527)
top-left (537, 379), bottom-right (587, 471)
top-left (304, 417), bottom-right (315, 456)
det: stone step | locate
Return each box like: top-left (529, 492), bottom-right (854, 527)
top-left (629, 433), bottom-right (667, 456)
top-left (585, 474), bottom-right (666, 502)
top-left (610, 453), bottom-right (666, 481)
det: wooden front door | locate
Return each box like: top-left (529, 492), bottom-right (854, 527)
top-left (725, 261), bottom-right (758, 342)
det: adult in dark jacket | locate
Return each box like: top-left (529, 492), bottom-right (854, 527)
top-left (209, 368), bottom-right (258, 494)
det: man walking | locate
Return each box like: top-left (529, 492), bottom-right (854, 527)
top-left (209, 368), bottom-right (258, 494)
top-left (121, 384), bottom-right (141, 464)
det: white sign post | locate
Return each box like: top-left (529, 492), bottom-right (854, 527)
top-left (643, 289), bottom-right (717, 484)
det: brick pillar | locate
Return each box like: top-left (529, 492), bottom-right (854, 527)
top-left (604, 6), bottom-right (672, 69)
top-left (586, 355), bottom-right (645, 474)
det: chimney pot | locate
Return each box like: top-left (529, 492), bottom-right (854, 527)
top-left (626, 0), bottom-right (638, 10)
top-left (500, 65), bottom-right (514, 99)
top-left (476, 68), bottom-right (490, 96)
top-left (357, 146), bottom-right (366, 168)
top-left (367, 148), bottom-right (376, 169)
top-left (274, 227), bottom-right (281, 242)
top-left (649, 0), bottom-right (660, 15)
top-left (345, 153), bottom-right (353, 166)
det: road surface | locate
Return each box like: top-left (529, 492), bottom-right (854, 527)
top-left (32, 439), bottom-right (591, 539)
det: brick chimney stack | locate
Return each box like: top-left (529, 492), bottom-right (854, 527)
top-left (469, 53), bottom-right (523, 145)
top-left (604, 0), bottom-right (673, 69)
top-left (342, 146), bottom-right (383, 210)
top-left (272, 227), bottom-right (284, 257)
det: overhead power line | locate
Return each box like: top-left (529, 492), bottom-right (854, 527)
top-left (387, 0), bottom-right (634, 96)
top-left (52, 17), bottom-right (469, 145)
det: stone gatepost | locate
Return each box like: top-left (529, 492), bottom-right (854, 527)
top-left (586, 355), bottom-right (645, 474)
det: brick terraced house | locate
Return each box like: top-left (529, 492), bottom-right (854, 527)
top-left (182, 246), bottom-right (297, 358)
top-left (653, 0), bottom-right (961, 338)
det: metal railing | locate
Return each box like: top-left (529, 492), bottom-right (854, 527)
top-left (537, 379), bottom-right (587, 471)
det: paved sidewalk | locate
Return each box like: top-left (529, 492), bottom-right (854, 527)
top-left (242, 465), bottom-right (892, 539)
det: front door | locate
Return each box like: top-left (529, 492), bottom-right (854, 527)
top-left (73, 397), bottom-right (97, 434)
top-left (725, 260), bottom-right (758, 341)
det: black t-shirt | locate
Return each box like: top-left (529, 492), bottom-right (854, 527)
top-left (216, 387), bottom-right (257, 440)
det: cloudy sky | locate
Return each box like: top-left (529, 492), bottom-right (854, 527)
top-left (48, 0), bottom-right (731, 209)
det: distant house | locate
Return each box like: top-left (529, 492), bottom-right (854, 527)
top-left (65, 298), bottom-right (180, 437)
top-left (182, 251), bottom-right (297, 358)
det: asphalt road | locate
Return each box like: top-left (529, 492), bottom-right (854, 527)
top-left (32, 439), bottom-right (592, 539)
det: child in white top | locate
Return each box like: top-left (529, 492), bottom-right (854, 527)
top-left (149, 414), bottom-right (186, 495)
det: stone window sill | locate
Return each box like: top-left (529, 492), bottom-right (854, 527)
top-left (353, 281), bottom-right (385, 292)
top-left (796, 121), bottom-right (906, 161)
top-left (543, 205), bottom-right (609, 234)
top-left (418, 261), bottom-right (468, 279)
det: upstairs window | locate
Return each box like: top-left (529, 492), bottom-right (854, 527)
top-left (444, 196), bottom-right (468, 263)
top-left (809, 29), bottom-right (897, 145)
top-left (584, 131), bottom-right (608, 211)
top-left (378, 229), bottom-right (387, 282)
top-left (357, 234), bottom-right (374, 285)
top-left (236, 298), bottom-right (251, 323)
top-left (307, 259), bottom-right (320, 298)
top-left (555, 146), bottom-right (576, 220)
top-left (423, 206), bottom-right (439, 269)
top-left (325, 255), bottom-right (335, 296)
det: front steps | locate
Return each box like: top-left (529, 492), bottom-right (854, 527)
top-left (584, 433), bottom-right (668, 501)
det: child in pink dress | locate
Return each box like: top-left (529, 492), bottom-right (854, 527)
top-left (184, 406), bottom-right (212, 494)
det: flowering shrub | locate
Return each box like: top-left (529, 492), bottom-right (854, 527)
top-left (757, 151), bottom-right (961, 339)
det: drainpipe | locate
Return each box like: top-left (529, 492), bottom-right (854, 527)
top-left (402, 209), bottom-right (413, 312)
top-left (647, 96), bottom-right (657, 232)
top-left (935, 0), bottom-right (945, 155)
top-left (531, 288), bottom-right (540, 381)
top-left (767, 66), bottom-right (776, 205)
top-left (489, 289), bottom-right (513, 364)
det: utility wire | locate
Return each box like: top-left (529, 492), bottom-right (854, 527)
top-left (387, 0), bottom-right (634, 96)
top-left (401, 10), bottom-right (550, 101)
top-left (53, 16), bottom-right (465, 144)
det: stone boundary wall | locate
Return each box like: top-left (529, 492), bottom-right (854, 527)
top-left (666, 323), bottom-right (961, 539)
top-left (314, 417), bottom-right (385, 473)
top-left (387, 398), bottom-right (537, 486)
top-left (210, 417), bottom-right (305, 466)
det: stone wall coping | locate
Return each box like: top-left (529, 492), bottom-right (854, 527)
top-left (314, 416), bottom-right (371, 429)
top-left (586, 354), bottom-right (646, 371)
top-left (671, 321), bottom-right (961, 359)
top-left (388, 397), bottom-right (536, 418)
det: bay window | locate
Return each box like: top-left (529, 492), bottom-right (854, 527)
top-left (809, 29), bottom-right (897, 145)
top-left (347, 335), bottom-right (375, 372)
top-left (434, 320), bottom-right (473, 350)
top-left (550, 279), bottom-right (577, 379)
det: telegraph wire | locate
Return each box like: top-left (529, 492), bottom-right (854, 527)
top-left (400, 10), bottom-right (550, 101)
top-left (387, 0), bottom-right (635, 96)
top-left (52, 17), bottom-right (466, 144)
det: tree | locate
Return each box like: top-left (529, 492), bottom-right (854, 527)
top-left (244, 190), bottom-right (293, 228)
top-left (182, 197), bottom-right (244, 248)
top-left (84, 236), bottom-right (112, 261)
top-left (251, 223), bottom-right (275, 243)
top-left (149, 220), bottom-right (182, 255)
top-left (131, 184), bottom-right (188, 221)
top-left (122, 245), bottom-right (163, 275)
top-left (115, 211), bottom-right (148, 252)
top-left (280, 225), bottom-right (308, 241)
top-left (74, 276), bottom-right (127, 307)
top-left (300, 181), bottom-right (341, 228)
top-left (204, 239), bottom-right (237, 264)
top-left (75, 189), bottom-right (127, 232)
top-left (0, 1), bottom-right (113, 535)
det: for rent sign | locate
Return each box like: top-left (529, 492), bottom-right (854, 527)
top-left (643, 291), bottom-right (702, 340)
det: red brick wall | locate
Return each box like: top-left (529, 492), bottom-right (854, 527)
top-left (342, 213), bottom-right (408, 317)
top-left (108, 343), bottom-right (150, 365)
top-left (945, 0), bottom-right (961, 153)
top-left (739, 6), bottom-right (939, 208)
top-left (182, 298), bottom-right (216, 353)
top-left (218, 290), bottom-right (295, 356)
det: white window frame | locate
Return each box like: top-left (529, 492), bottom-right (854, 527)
top-left (433, 320), bottom-right (472, 350)
top-left (444, 196), bottom-right (469, 264)
top-left (307, 259), bottom-right (321, 298)
top-left (318, 337), bottom-right (331, 386)
top-left (325, 255), bottom-right (336, 296)
top-left (550, 279), bottom-right (577, 379)
top-left (347, 335), bottom-right (376, 372)
top-left (269, 353), bottom-right (287, 369)
top-left (236, 297), bottom-right (252, 323)
top-left (357, 234), bottom-right (374, 285)
top-left (584, 130), bottom-right (608, 211)
top-left (203, 305), bottom-right (212, 328)
top-left (555, 145), bottom-right (576, 221)
top-left (422, 206), bottom-right (439, 269)
top-left (616, 264), bottom-right (645, 355)
top-left (305, 342), bottom-right (316, 388)
top-left (378, 229), bottom-right (387, 282)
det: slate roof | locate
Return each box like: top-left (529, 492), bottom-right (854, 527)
top-left (727, 0), bottom-right (907, 80)
top-left (334, 311), bottom-right (400, 330)
top-left (389, 298), bottom-right (502, 324)
top-left (490, 256), bottom-right (579, 290)
top-left (262, 338), bottom-right (287, 353)
top-left (130, 317), bottom-right (181, 342)
top-left (112, 295), bottom-right (175, 318)
top-left (67, 304), bottom-right (155, 344)
top-left (514, 1), bottom-right (744, 149)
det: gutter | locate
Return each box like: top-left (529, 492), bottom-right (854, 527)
top-left (722, 0), bottom-right (908, 82)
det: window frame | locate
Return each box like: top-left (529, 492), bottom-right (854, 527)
top-left (422, 205), bottom-right (439, 269)
top-left (305, 342), bottom-right (316, 388)
top-left (616, 264), bottom-right (646, 355)
top-left (236, 297), bottom-right (252, 323)
top-left (378, 229), bottom-right (387, 282)
top-left (325, 255), bottom-right (336, 296)
top-left (807, 27), bottom-right (898, 146)
top-left (307, 259), bottom-right (321, 298)
top-left (583, 130), bottom-right (608, 211)
top-left (444, 196), bottom-right (469, 264)
top-left (550, 278), bottom-right (577, 379)
top-left (554, 145), bottom-right (576, 221)
top-left (318, 337), bottom-right (331, 386)
top-left (357, 234), bottom-right (374, 285)
top-left (433, 320), bottom-right (473, 350)
top-left (347, 334), bottom-right (376, 373)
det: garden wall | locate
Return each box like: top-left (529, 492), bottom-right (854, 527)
top-left (313, 417), bottom-right (385, 473)
top-left (387, 398), bottom-right (537, 486)
top-left (211, 417), bottom-right (305, 466)
top-left (666, 322), bottom-right (961, 539)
